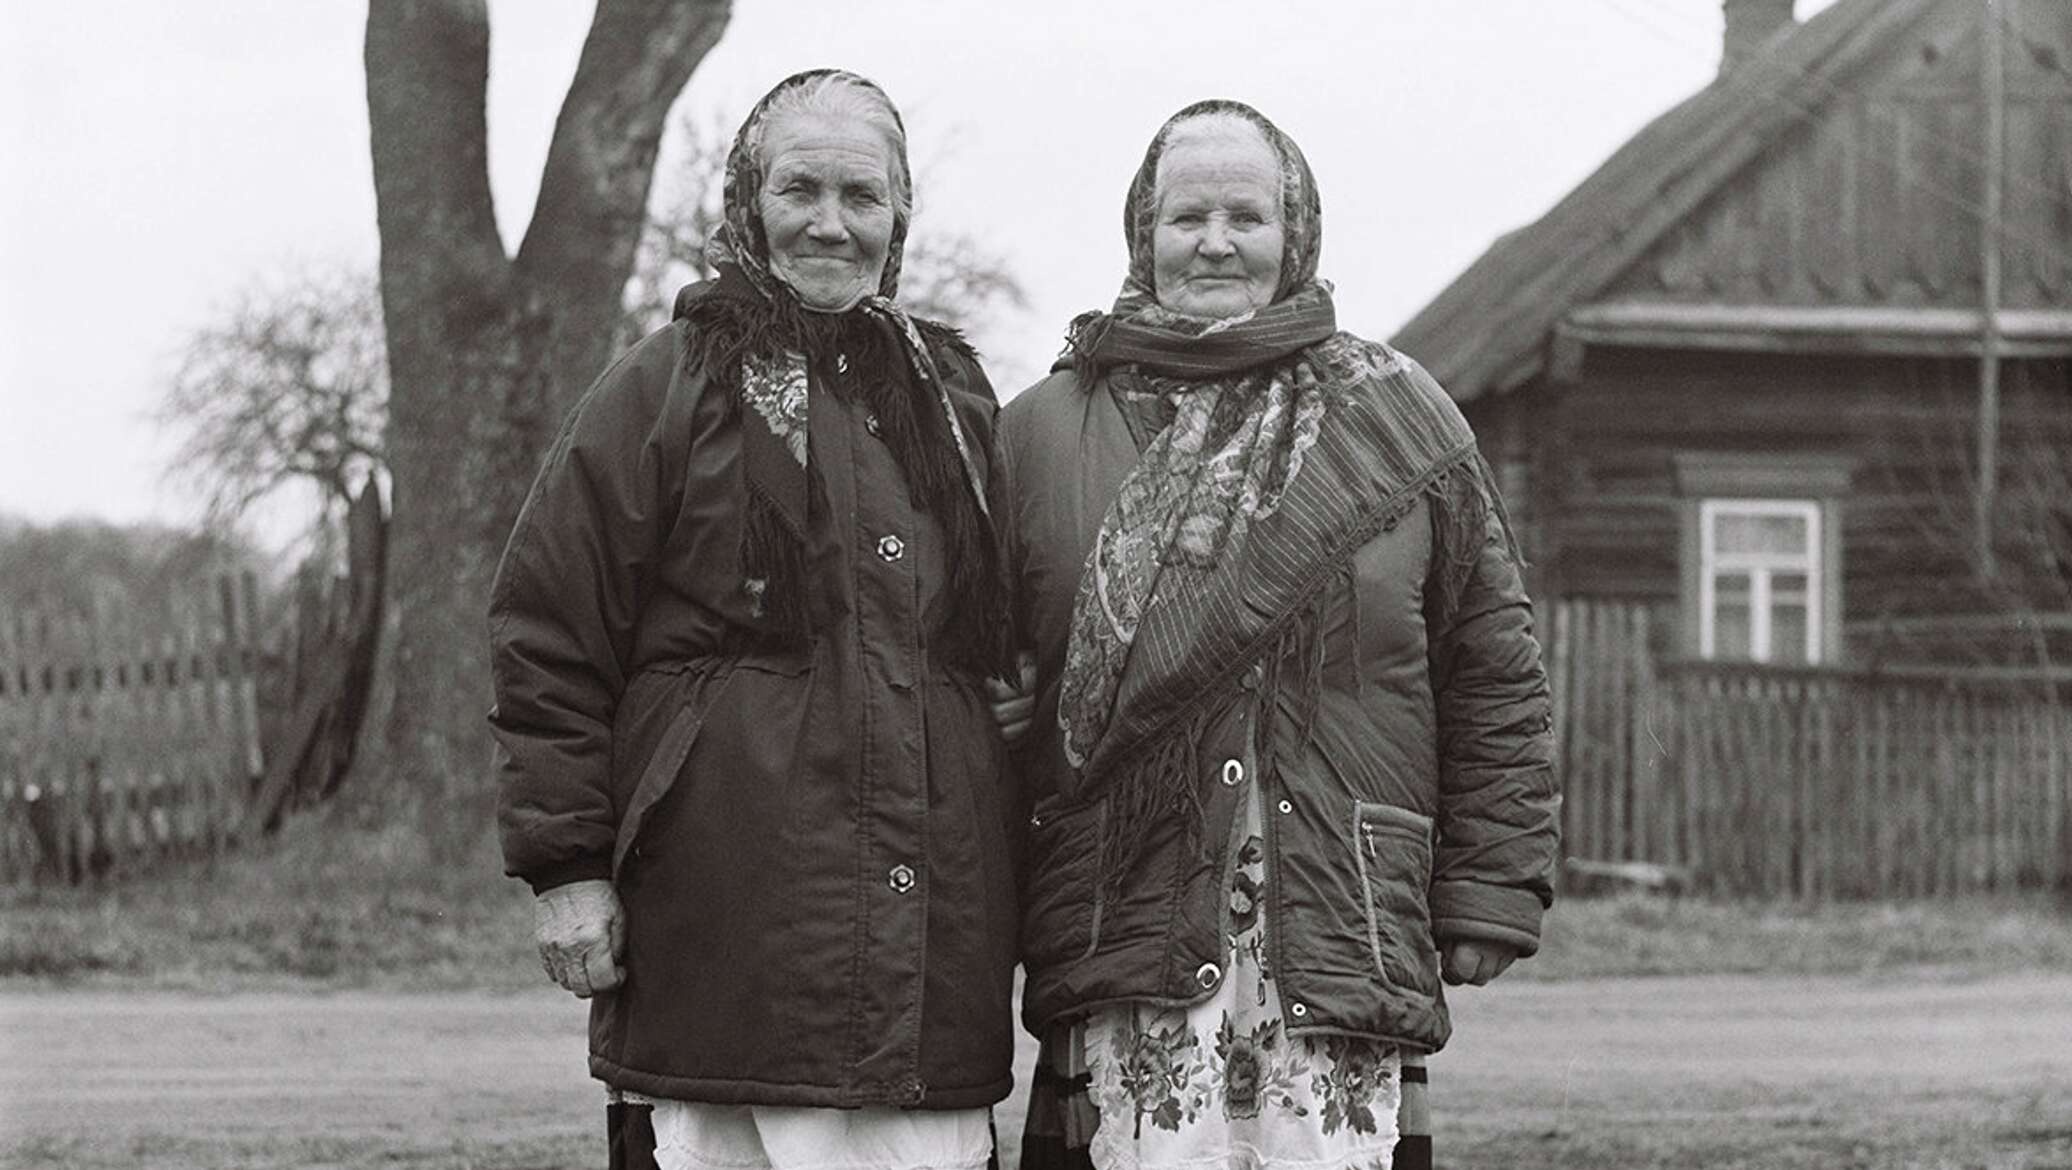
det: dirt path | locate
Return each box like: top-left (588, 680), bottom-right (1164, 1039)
top-left (4, 973), bottom-right (2070, 1169)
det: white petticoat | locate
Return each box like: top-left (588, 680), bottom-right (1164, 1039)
top-left (616, 1094), bottom-right (992, 1170)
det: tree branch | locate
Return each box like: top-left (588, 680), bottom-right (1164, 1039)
top-left (365, 0), bottom-right (509, 309)
top-left (516, 0), bottom-right (731, 411)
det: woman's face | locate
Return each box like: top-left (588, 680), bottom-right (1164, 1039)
top-left (1149, 124), bottom-right (1284, 319)
top-left (758, 114), bottom-right (897, 311)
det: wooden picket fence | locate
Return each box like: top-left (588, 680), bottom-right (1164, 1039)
top-left (0, 574), bottom-right (264, 885)
top-left (1547, 598), bottom-right (2072, 899)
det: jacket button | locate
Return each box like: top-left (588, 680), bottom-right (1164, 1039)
top-left (877, 534), bottom-right (905, 562)
top-left (1195, 961), bottom-right (1221, 990)
top-left (1240, 663), bottom-right (1264, 691)
top-left (1290, 1001), bottom-right (1308, 1018)
top-left (865, 412), bottom-right (882, 437)
top-left (887, 864), bottom-right (916, 893)
top-left (836, 353), bottom-right (851, 374)
top-left (1221, 759), bottom-right (1243, 786)
top-left (1277, 798), bottom-right (1294, 815)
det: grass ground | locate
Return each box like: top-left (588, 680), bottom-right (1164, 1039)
top-left (5, 824), bottom-right (2072, 1167)
top-left (6, 814), bottom-right (2071, 989)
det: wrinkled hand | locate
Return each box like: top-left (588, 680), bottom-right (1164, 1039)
top-left (1441, 939), bottom-right (1517, 987)
top-left (986, 652), bottom-right (1039, 745)
top-left (534, 879), bottom-right (625, 998)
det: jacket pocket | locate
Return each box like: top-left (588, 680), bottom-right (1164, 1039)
top-left (611, 662), bottom-right (738, 877)
top-left (1021, 797), bottom-right (1106, 969)
top-left (1351, 801), bottom-right (1440, 1000)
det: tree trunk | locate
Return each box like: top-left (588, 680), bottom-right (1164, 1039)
top-left (364, 0), bottom-right (729, 855)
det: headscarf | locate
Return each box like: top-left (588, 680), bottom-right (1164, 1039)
top-left (673, 69), bottom-right (1002, 667)
top-left (1054, 101), bottom-right (1516, 881)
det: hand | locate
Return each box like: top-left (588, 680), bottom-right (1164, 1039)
top-left (534, 878), bottom-right (625, 998)
top-left (1441, 939), bottom-right (1517, 987)
top-left (986, 652), bottom-right (1039, 745)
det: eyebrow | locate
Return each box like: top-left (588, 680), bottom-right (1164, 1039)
top-left (1163, 190), bottom-right (1277, 213)
top-left (767, 161), bottom-right (888, 189)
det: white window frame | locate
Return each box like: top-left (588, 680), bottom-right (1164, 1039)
top-left (1698, 497), bottom-right (1823, 664)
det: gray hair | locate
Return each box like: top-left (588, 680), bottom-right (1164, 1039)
top-left (1151, 111), bottom-right (1281, 211)
top-left (752, 73), bottom-right (913, 218)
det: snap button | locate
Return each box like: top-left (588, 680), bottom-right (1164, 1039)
top-left (836, 353), bottom-right (851, 374)
top-left (1277, 798), bottom-right (1294, 815)
top-left (1290, 1001), bottom-right (1308, 1018)
top-left (877, 534), bottom-right (905, 562)
top-left (1241, 663), bottom-right (1264, 691)
top-left (888, 864), bottom-right (916, 893)
top-left (1221, 759), bottom-right (1243, 786)
top-left (865, 412), bottom-right (882, 437)
top-left (1195, 961), bottom-right (1221, 990)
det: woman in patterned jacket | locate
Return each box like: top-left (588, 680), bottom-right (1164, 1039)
top-left (993, 100), bottom-right (1561, 1170)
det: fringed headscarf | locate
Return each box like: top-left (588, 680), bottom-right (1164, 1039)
top-left (1055, 100), bottom-right (1520, 884)
top-left (673, 69), bottom-right (1005, 670)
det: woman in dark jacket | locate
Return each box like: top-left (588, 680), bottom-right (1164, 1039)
top-left (489, 69), bottom-right (1019, 1170)
top-left (996, 102), bottom-right (1560, 1170)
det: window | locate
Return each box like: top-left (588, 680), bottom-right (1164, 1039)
top-left (1673, 452), bottom-right (1851, 666)
top-left (1698, 499), bottom-right (1821, 664)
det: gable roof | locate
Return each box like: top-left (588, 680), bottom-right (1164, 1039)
top-left (1390, 0), bottom-right (1948, 402)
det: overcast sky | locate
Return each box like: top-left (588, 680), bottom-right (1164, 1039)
top-left (0, 0), bottom-right (1839, 547)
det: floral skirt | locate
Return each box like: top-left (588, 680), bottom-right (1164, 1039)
top-left (1018, 791), bottom-right (1430, 1170)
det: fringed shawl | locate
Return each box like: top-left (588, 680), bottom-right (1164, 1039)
top-left (1056, 100), bottom-right (1517, 885)
top-left (674, 69), bottom-right (1005, 672)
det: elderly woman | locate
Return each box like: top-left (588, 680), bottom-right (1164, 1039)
top-left (489, 70), bottom-right (1019, 1170)
top-left (994, 101), bottom-right (1560, 1170)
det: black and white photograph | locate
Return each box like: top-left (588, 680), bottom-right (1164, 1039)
top-left (3, 2), bottom-right (2069, 1167)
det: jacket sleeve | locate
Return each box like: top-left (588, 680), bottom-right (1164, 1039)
top-left (1425, 505), bottom-right (1560, 957)
top-left (488, 326), bottom-right (692, 894)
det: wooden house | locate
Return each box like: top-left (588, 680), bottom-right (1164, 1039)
top-left (1396, 0), bottom-right (2072, 672)
top-left (1393, 0), bottom-right (2072, 897)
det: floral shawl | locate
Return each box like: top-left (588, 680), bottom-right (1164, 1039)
top-left (1056, 100), bottom-right (1515, 879)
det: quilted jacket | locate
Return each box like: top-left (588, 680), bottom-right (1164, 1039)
top-left (997, 368), bottom-right (1560, 1053)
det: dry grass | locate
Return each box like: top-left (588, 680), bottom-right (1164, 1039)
top-left (5, 821), bottom-right (2072, 992)
top-left (1521, 888), bottom-right (2072, 981)
top-left (0, 813), bottom-right (539, 990)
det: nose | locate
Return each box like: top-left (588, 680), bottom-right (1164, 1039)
top-left (1198, 219), bottom-right (1236, 258)
top-left (805, 193), bottom-right (848, 243)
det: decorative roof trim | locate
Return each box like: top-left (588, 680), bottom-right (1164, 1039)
top-left (1560, 302), bottom-right (2072, 358)
top-left (1391, 0), bottom-right (1949, 401)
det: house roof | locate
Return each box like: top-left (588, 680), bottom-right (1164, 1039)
top-left (1389, 0), bottom-right (1949, 403)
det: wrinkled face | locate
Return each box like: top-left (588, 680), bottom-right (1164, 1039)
top-left (758, 114), bottom-right (897, 311)
top-left (1149, 122), bottom-right (1285, 319)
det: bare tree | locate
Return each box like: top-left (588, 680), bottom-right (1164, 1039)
top-left (159, 267), bottom-right (387, 539)
top-left (1870, 360), bottom-right (2072, 673)
top-left (618, 108), bottom-right (732, 347)
top-left (364, 0), bottom-right (729, 849)
top-left (896, 230), bottom-right (1030, 332)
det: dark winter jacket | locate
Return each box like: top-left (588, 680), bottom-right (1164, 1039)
top-left (488, 305), bottom-right (1019, 1109)
top-left (997, 369), bottom-right (1559, 1054)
